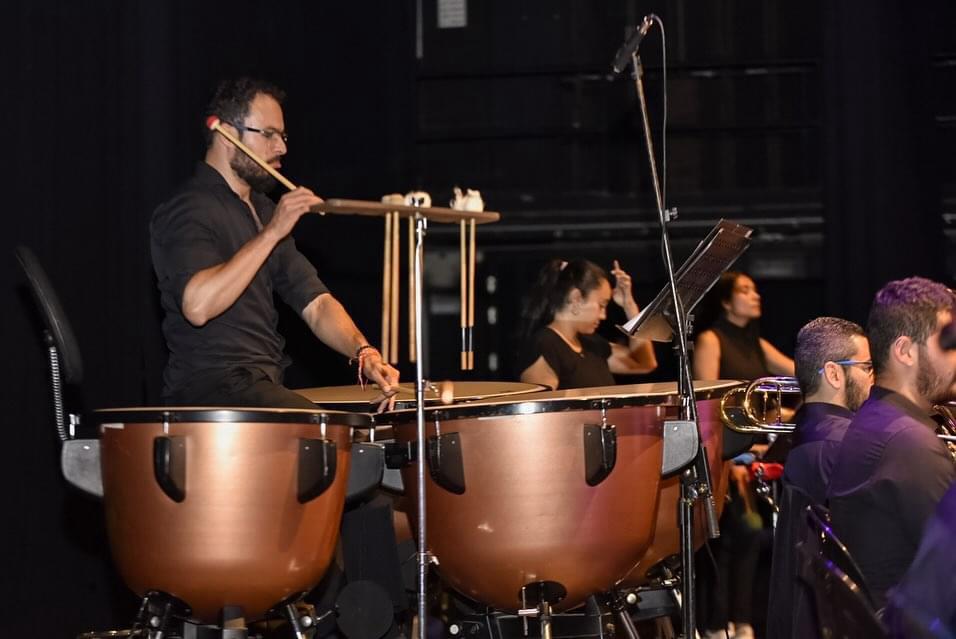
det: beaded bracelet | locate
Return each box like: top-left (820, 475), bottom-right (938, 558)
top-left (354, 344), bottom-right (376, 359)
top-left (351, 344), bottom-right (378, 389)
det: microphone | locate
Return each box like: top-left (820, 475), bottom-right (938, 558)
top-left (611, 16), bottom-right (654, 75)
top-left (942, 319), bottom-right (956, 350)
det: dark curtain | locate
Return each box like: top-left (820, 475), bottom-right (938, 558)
top-left (3, 1), bottom-right (414, 633)
top-left (822, 0), bottom-right (945, 322)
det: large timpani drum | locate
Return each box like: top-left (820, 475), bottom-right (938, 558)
top-left (294, 382), bottom-right (548, 537)
top-left (620, 385), bottom-right (736, 586)
top-left (294, 381), bottom-right (547, 412)
top-left (93, 407), bottom-right (369, 623)
top-left (382, 381), bottom-right (737, 612)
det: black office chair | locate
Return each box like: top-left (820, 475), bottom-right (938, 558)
top-left (16, 245), bottom-right (102, 496)
top-left (798, 504), bottom-right (886, 639)
top-left (15, 246), bottom-right (83, 433)
top-left (766, 482), bottom-right (817, 639)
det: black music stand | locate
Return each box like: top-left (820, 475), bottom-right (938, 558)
top-left (617, 219), bottom-right (752, 636)
top-left (619, 220), bottom-right (753, 343)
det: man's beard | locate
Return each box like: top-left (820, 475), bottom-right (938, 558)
top-left (845, 373), bottom-right (868, 412)
top-left (230, 151), bottom-right (278, 193)
top-left (916, 346), bottom-right (956, 404)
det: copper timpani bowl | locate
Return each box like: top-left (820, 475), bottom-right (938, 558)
top-left (381, 381), bottom-right (739, 612)
top-left (618, 389), bottom-right (734, 586)
top-left (93, 407), bottom-right (369, 623)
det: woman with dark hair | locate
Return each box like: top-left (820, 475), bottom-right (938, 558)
top-left (517, 258), bottom-right (657, 390)
top-left (694, 271), bottom-right (794, 381)
top-left (693, 271), bottom-right (793, 639)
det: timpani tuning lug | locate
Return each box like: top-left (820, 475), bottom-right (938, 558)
top-left (427, 432), bottom-right (466, 495)
top-left (583, 423), bottom-right (617, 486)
top-left (297, 438), bottom-right (339, 503)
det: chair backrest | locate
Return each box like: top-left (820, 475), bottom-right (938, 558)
top-left (15, 245), bottom-right (84, 384)
top-left (796, 542), bottom-right (887, 639)
top-left (804, 502), bottom-right (876, 608)
top-left (766, 482), bottom-right (817, 639)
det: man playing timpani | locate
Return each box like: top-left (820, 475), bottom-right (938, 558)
top-left (151, 77), bottom-right (399, 409)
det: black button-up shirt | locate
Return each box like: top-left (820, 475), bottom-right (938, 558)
top-left (827, 386), bottom-right (956, 608)
top-left (767, 402), bottom-right (854, 639)
top-left (784, 401), bottom-right (853, 505)
top-left (150, 162), bottom-right (328, 399)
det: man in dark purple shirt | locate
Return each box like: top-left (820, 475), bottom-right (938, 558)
top-left (767, 316), bottom-right (872, 639)
top-left (827, 277), bottom-right (956, 609)
top-left (151, 77), bottom-right (399, 408)
top-left (786, 317), bottom-right (873, 503)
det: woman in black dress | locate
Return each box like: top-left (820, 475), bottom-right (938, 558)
top-left (693, 271), bottom-right (794, 639)
top-left (694, 271), bottom-right (794, 381)
top-left (517, 258), bottom-right (657, 390)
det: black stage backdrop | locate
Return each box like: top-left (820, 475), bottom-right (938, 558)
top-left (1, 1), bottom-right (951, 635)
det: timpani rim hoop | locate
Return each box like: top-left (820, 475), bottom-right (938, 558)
top-left (380, 380), bottom-right (743, 422)
top-left (92, 406), bottom-right (372, 427)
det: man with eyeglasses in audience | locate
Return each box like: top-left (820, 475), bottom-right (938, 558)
top-left (151, 77), bottom-right (399, 409)
top-left (767, 317), bottom-right (873, 639)
top-left (827, 277), bottom-right (956, 610)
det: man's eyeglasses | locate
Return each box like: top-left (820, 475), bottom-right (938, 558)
top-left (818, 359), bottom-right (874, 375)
top-left (232, 123), bottom-right (289, 144)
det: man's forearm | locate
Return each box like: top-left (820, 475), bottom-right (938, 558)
top-left (302, 293), bottom-right (370, 358)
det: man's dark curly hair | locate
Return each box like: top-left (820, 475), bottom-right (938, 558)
top-left (866, 277), bottom-right (955, 376)
top-left (203, 77), bottom-right (285, 147)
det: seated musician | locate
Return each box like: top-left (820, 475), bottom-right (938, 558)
top-left (150, 77), bottom-right (399, 409)
top-left (693, 271), bottom-right (794, 381)
top-left (785, 317), bottom-right (873, 502)
top-left (827, 277), bottom-right (956, 609)
top-left (766, 317), bottom-right (873, 639)
top-left (692, 271), bottom-right (793, 639)
top-left (516, 258), bottom-right (656, 390)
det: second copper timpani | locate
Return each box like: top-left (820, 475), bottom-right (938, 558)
top-left (379, 381), bottom-right (739, 612)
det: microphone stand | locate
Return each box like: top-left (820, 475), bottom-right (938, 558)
top-left (412, 212), bottom-right (430, 639)
top-left (625, 43), bottom-right (720, 639)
